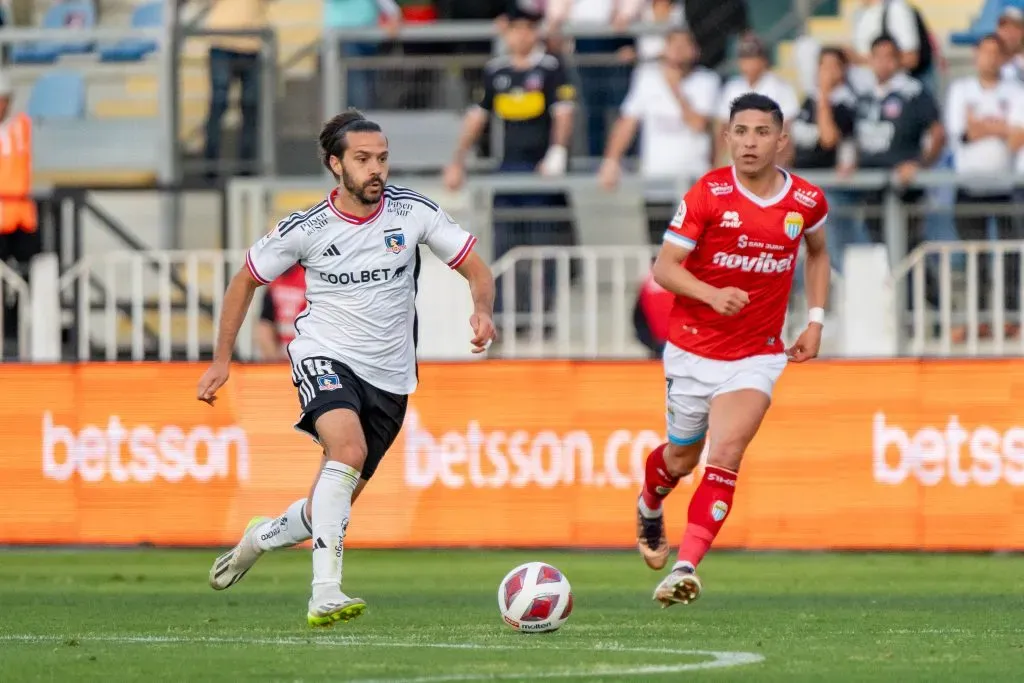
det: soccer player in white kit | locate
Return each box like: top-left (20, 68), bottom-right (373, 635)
top-left (196, 110), bottom-right (497, 627)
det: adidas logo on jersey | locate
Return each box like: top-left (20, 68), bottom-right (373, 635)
top-left (712, 251), bottom-right (795, 274)
top-left (794, 189), bottom-right (819, 209)
top-left (322, 244), bottom-right (341, 257)
top-left (720, 211), bottom-right (742, 228)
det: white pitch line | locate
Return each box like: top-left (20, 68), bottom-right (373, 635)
top-left (0, 634), bottom-right (765, 681)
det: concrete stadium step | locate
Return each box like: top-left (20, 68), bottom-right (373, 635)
top-left (109, 308), bottom-right (218, 348)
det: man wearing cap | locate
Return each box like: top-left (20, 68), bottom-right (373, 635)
top-left (713, 35), bottom-right (799, 165)
top-left (998, 7), bottom-right (1024, 83)
top-left (444, 8), bottom-right (576, 336)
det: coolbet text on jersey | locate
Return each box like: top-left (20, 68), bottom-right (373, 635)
top-left (664, 167), bottom-right (828, 360)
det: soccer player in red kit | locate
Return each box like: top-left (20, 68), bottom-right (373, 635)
top-left (635, 93), bottom-right (832, 607)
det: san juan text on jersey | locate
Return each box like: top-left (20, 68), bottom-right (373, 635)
top-left (664, 166), bottom-right (828, 361)
top-left (246, 185), bottom-right (477, 395)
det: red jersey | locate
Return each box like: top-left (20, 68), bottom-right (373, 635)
top-left (664, 166), bottom-right (828, 361)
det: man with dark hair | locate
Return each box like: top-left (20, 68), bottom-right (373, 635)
top-left (848, 35), bottom-right (945, 241)
top-left (635, 92), bottom-right (831, 608)
top-left (197, 109), bottom-right (497, 627)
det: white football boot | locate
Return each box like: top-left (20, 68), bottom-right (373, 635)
top-left (307, 590), bottom-right (367, 627)
top-left (653, 563), bottom-right (703, 608)
top-left (209, 516), bottom-right (269, 590)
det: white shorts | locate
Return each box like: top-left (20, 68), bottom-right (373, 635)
top-left (663, 343), bottom-right (788, 446)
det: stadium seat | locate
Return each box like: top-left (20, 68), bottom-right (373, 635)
top-left (950, 0), bottom-right (1021, 46)
top-left (99, 2), bottom-right (163, 63)
top-left (10, 1), bottom-right (97, 63)
top-left (27, 72), bottom-right (87, 121)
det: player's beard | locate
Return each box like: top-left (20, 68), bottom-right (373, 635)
top-left (341, 166), bottom-right (386, 206)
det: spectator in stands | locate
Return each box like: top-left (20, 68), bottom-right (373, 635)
top-left (203, 0), bottom-right (272, 177)
top-left (848, 36), bottom-right (944, 244)
top-left (546, 0), bottom-right (642, 157)
top-left (325, 0), bottom-right (402, 111)
top-left (683, 0), bottom-right (749, 71)
top-left (256, 264), bottom-right (307, 361)
top-left (998, 7), bottom-right (1024, 83)
top-left (714, 35), bottom-right (799, 165)
top-left (0, 69), bottom-right (37, 347)
top-left (947, 33), bottom-right (1023, 338)
top-left (791, 47), bottom-right (864, 273)
top-left (847, 0), bottom-right (933, 92)
top-left (599, 29), bottom-right (719, 244)
top-left (444, 7), bottom-right (576, 336)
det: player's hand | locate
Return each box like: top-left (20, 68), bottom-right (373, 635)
top-left (443, 162), bottom-right (465, 191)
top-left (708, 287), bottom-right (749, 316)
top-left (786, 324), bottom-right (822, 363)
top-left (469, 312), bottom-right (497, 354)
top-left (197, 360), bottom-right (230, 405)
top-left (598, 159), bottom-right (621, 191)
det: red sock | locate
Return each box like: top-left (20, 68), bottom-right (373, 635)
top-left (678, 466), bottom-right (737, 568)
top-left (640, 443), bottom-right (678, 510)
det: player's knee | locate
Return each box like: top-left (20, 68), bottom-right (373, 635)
top-left (322, 441), bottom-right (367, 472)
top-left (707, 439), bottom-right (746, 472)
top-left (664, 440), bottom-right (703, 477)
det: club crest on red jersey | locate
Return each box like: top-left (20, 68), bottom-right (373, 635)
top-left (783, 212), bottom-right (804, 240)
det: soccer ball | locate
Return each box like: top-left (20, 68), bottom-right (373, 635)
top-left (497, 561), bottom-right (573, 633)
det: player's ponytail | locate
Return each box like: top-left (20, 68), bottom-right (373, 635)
top-left (318, 108), bottom-right (384, 179)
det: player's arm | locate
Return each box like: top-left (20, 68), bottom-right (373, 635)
top-left (787, 204), bottom-right (830, 363)
top-left (197, 223), bottom-right (302, 403)
top-left (455, 251), bottom-right (497, 352)
top-left (653, 190), bottom-right (748, 316)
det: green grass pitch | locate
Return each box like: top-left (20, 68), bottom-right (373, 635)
top-left (2, 549), bottom-right (1023, 681)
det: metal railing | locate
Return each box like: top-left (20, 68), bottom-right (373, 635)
top-left (894, 241), bottom-right (1024, 357)
top-left (57, 249), bottom-right (253, 362)
top-left (0, 261), bottom-right (30, 361)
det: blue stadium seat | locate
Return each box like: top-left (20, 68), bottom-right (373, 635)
top-left (10, 1), bottom-right (97, 63)
top-left (99, 2), bottom-right (163, 63)
top-left (951, 0), bottom-right (1019, 46)
top-left (27, 72), bottom-right (87, 121)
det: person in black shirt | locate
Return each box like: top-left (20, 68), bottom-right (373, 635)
top-left (445, 8), bottom-right (576, 334)
top-left (792, 47), bottom-right (867, 275)
top-left (850, 36), bottom-right (945, 243)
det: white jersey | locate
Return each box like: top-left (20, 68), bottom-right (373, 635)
top-left (246, 185), bottom-right (477, 395)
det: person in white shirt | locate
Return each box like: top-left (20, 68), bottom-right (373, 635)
top-left (714, 34), bottom-right (799, 165)
top-left (546, 0), bottom-right (643, 156)
top-left (948, 33), bottom-right (1024, 337)
top-left (998, 7), bottom-right (1024, 83)
top-left (599, 29), bottom-right (719, 242)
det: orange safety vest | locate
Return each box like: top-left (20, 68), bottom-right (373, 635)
top-left (0, 113), bottom-right (37, 235)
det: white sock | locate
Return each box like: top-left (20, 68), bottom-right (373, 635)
top-left (638, 496), bottom-right (663, 519)
top-left (253, 498), bottom-right (312, 552)
top-left (310, 461), bottom-right (360, 595)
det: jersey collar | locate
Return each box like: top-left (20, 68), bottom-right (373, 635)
top-left (731, 166), bottom-right (793, 208)
top-left (328, 187), bottom-right (384, 225)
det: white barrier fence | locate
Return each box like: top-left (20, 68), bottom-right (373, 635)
top-left (0, 261), bottom-right (30, 361)
top-left (7, 241), bottom-right (1023, 361)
